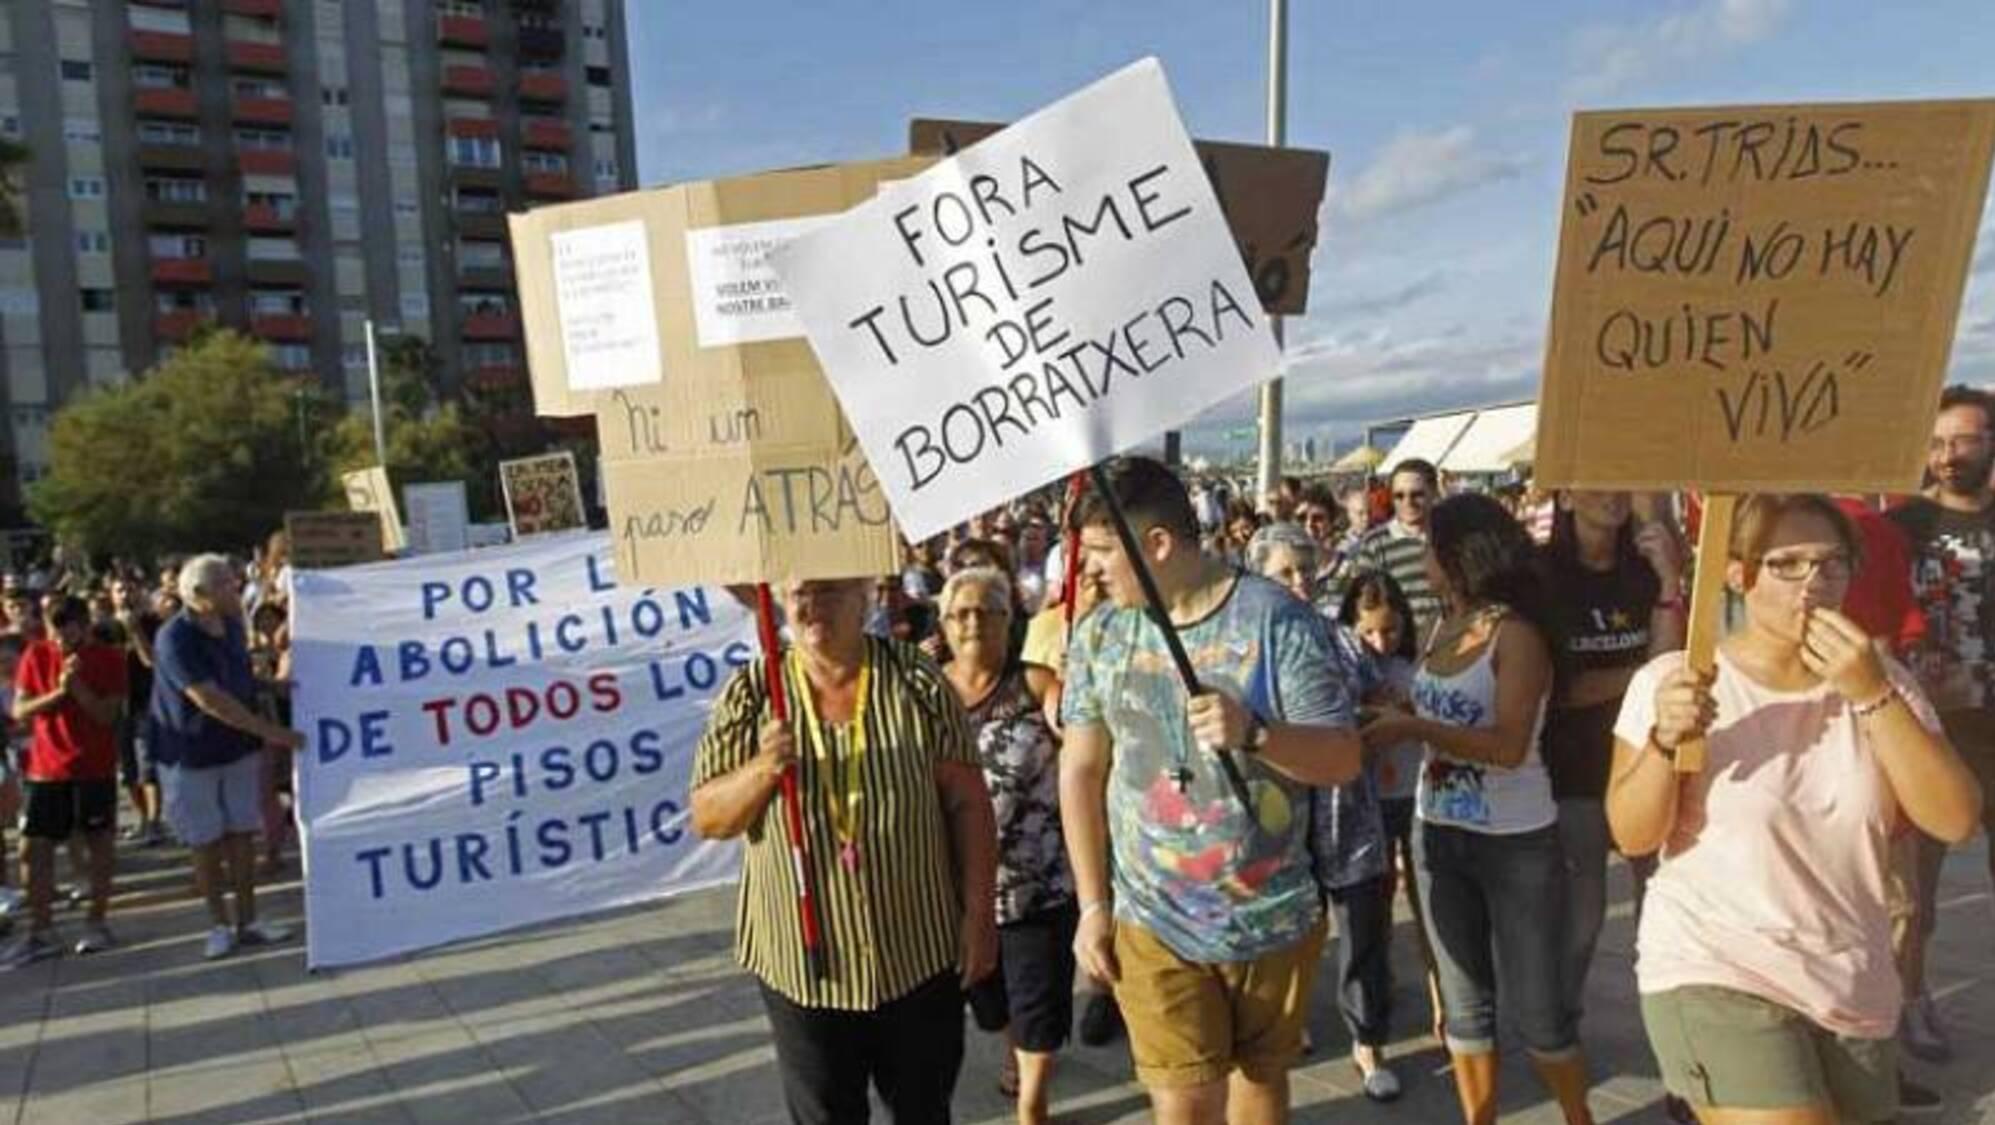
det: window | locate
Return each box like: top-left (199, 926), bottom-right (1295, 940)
top-left (156, 290), bottom-right (216, 314)
top-left (148, 233), bottom-right (206, 259)
top-left (586, 66), bottom-right (611, 87)
top-left (60, 60), bottom-right (93, 82)
top-left (325, 134), bottom-right (354, 159)
top-left (244, 190), bottom-right (298, 218)
top-left (436, 0), bottom-right (484, 14)
top-left (593, 157), bottom-right (618, 182)
top-left (79, 289), bottom-right (114, 312)
top-left (321, 86), bottom-right (349, 106)
top-left (0, 116), bottom-right (20, 137)
top-left (137, 120), bottom-right (202, 145)
top-left (270, 343), bottom-right (312, 369)
top-left (342, 343), bottom-right (367, 369)
top-left (394, 200), bottom-right (419, 217)
top-left (247, 237), bottom-right (300, 261)
top-left (459, 292), bottom-right (509, 315)
top-left (129, 6), bottom-right (192, 33)
top-left (522, 151), bottom-right (567, 173)
top-left (63, 119), bottom-right (101, 143)
top-left (397, 246), bottom-right (425, 264)
top-left (232, 77), bottom-right (286, 101)
top-left (400, 293), bottom-right (429, 317)
top-left (68, 177), bottom-right (106, 199)
top-left (582, 24), bottom-right (606, 40)
top-left (463, 342), bottom-right (518, 367)
top-left (456, 240), bottom-right (505, 268)
top-left (453, 188), bottom-right (501, 212)
top-left (0, 289), bottom-right (37, 315)
top-left (75, 231), bottom-right (109, 254)
top-left (133, 64), bottom-right (190, 90)
top-left (448, 135), bottom-right (500, 168)
top-left (249, 289), bottom-right (305, 315)
top-left (143, 177), bottom-right (206, 203)
top-left (234, 127), bottom-right (292, 150)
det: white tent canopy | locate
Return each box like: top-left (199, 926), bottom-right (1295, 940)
top-left (1440, 403), bottom-right (1538, 474)
top-left (1379, 412), bottom-right (1475, 474)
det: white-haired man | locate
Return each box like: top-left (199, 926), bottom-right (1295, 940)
top-left (150, 554), bottom-right (304, 960)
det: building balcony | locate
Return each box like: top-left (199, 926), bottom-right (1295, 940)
top-left (153, 310), bottom-right (207, 341)
top-left (523, 118), bottom-right (570, 150)
top-left (446, 116), bottom-right (499, 139)
top-left (133, 87), bottom-right (198, 119)
top-left (151, 259), bottom-right (213, 286)
top-left (458, 262), bottom-right (513, 288)
top-left (129, 31), bottom-right (195, 63)
top-left (233, 97), bottom-right (293, 125)
top-left (524, 171), bottom-right (573, 199)
top-left (465, 363), bottom-right (526, 392)
top-left (461, 311), bottom-right (518, 340)
top-left (246, 258), bottom-right (308, 286)
top-left (454, 211), bottom-right (507, 239)
top-left (442, 65), bottom-right (495, 98)
top-left (518, 72), bottom-right (566, 104)
top-left (137, 143), bottom-right (206, 172)
top-left (437, 14), bottom-right (489, 48)
top-left (236, 149), bottom-right (295, 176)
top-left (243, 203), bottom-right (296, 232)
top-left (517, 26), bottom-right (564, 57)
top-left (447, 163), bottom-right (503, 190)
top-left (226, 40), bottom-right (287, 74)
top-left (251, 313), bottom-right (311, 341)
top-left (142, 199), bottom-right (213, 228)
top-left (223, 0), bottom-right (283, 14)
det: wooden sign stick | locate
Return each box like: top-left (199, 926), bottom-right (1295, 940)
top-left (1676, 494), bottom-right (1737, 773)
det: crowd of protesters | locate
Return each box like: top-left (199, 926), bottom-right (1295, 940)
top-left (698, 386), bottom-right (1995, 1125)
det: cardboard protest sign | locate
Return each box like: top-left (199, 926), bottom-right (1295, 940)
top-left (910, 118), bottom-right (1330, 315)
top-left (291, 533), bottom-right (748, 966)
top-left (341, 466), bottom-right (406, 554)
top-left (1535, 99), bottom-right (1995, 492)
top-left (500, 452), bottom-right (588, 538)
top-left (285, 511), bottom-right (385, 569)
top-left (774, 59), bottom-right (1284, 541)
top-left (403, 481), bottom-right (470, 555)
top-left (514, 159), bottom-right (923, 586)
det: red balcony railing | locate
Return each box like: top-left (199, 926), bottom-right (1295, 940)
top-left (243, 203), bottom-right (296, 232)
top-left (437, 14), bottom-right (489, 48)
top-left (442, 65), bottom-right (495, 98)
top-left (236, 149), bottom-right (295, 176)
top-left (461, 312), bottom-right (518, 340)
top-left (233, 97), bottom-right (293, 125)
top-left (517, 72), bottom-right (566, 103)
top-left (251, 313), bottom-right (311, 341)
top-left (129, 31), bottom-right (194, 63)
top-left (153, 310), bottom-right (206, 341)
top-left (524, 171), bottom-right (573, 198)
top-left (151, 259), bottom-right (213, 286)
top-left (226, 40), bottom-right (287, 73)
top-left (224, 0), bottom-right (283, 15)
top-left (523, 118), bottom-right (570, 150)
top-left (134, 88), bottom-right (198, 118)
top-left (465, 364), bottom-right (526, 391)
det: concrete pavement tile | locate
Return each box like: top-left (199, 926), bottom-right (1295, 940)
top-left (16, 1074), bottom-right (146, 1125)
top-left (278, 1043), bottom-right (412, 1124)
top-left (363, 1027), bottom-right (536, 1124)
top-left (147, 1054), bottom-right (304, 1124)
top-left (463, 1010), bottom-right (671, 1117)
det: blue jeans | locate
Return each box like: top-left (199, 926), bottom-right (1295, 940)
top-left (1415, 820), bottom-right (1576, 1057)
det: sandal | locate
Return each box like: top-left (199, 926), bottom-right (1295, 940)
top-left (997, 1051), bottom-right (1020, 1099)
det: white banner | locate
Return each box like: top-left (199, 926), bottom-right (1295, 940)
top-left (773, 58), bottom-right (1281, 540)
top-left (292, 533), bottom-right (749, 968)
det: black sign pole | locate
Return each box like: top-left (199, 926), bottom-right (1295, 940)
top-left (1085, 464), bottom-right (1255, 816)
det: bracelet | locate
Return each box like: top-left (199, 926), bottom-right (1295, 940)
top-left (1645, 726), bottom-right (1678, 762)
top-left (1850, 687), bottom-right (1898, 719)
top-left (1078, 899), bottom-right (1113, 920)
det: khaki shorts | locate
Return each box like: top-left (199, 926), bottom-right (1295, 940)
top-left (1112, 917), bottom-right (1326, 1089)
top-left (1641, 986), bottom-right (1897, 1122)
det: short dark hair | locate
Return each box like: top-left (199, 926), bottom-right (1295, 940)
top-left (1427, 493), bottom-right (1563, 672)
top-left (47, 595), bottom-right (89, 629)
top-left (1068, 456), bottom-right (1199, 542)
top-left (1937, 384), bottom-right (1994, 429)
top-left (1298, 483), bottom-right (1337, 511)
top-left (1390, 459), bottom-right (1439, 493)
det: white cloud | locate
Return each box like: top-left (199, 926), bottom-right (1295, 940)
top-left (1327, 127), bottom-right (1529, 223)
top-left (1568, 0), bottom-right (1795, 100)
top-left (1315, 272), bottom-right (1448, 318)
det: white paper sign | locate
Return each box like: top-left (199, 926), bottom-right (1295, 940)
top-left (292, 533), bottom-right (749, 967)
top-left (684, 215), bottom-right (835, 348)
top-left (772, 59), bottom-right (1280, 540)
top-left (402, 481), bottom-right (470, 555)
top-left (551, 220), bottom-right (663, 391)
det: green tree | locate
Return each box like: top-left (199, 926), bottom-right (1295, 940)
top-left (328, 335), bottom-right (491, 515)
top-left (28, 330), bottom-right (323, 557)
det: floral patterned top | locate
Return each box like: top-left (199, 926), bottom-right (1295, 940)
top-left (963, 667), bottom-right (1073, 925)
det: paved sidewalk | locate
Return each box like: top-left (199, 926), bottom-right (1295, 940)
top-left (3, 839), bottom-right (1991, 1124)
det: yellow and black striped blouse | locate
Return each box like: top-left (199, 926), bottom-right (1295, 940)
top-left (692, 634), bottom-right (977, 1011)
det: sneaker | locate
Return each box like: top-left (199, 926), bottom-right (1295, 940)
top-left (1899, 1077), bottom-right (1944, 1117)
top-left (73, 922), bottom-right (115, 955)
top-left (0, 885), bottom-right (24, 917)
top-left (0, 930), bottom-right (62, 970)
top-left (1077, 991), bottom-right (1122, 1047)
top-left (1353, 1049), bottom-right (1402, 1103)
top-left (202, 925), bottom-right (236, 961)
top-left (1902, 993), bottom-right (1953, 1064)
top-left (238, 918), bottom-right (292, 946)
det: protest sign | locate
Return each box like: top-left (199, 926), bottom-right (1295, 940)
top-left (773, 59), bottom-right (1283, 541)
top-left (500, 452), bottom-right (588, 538)
top-left (291, 533), bottom-right (750, 967)
top-left (403, 481), bottom-right (471, 555)
top-left (513, 159), bottom-right (923, 585)
top-left (1535, 99), bottom-right (1995, 492)
top-left (910, 118), bottom-right (1330, 315)
top-left (342, 466), bottom-right (406, 554)
top-left (285, 511), bottom-right (384, 569)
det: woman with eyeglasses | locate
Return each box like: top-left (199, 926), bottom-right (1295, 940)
top-left (943, 566), bottom-right (1075, 1125)
top-left (1609, 494), bottom-right (1983, 1124)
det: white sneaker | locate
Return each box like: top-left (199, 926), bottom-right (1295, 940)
top-left (238, 919), bottom-right (292, 946)
top-left (202, 925), bottom-right (236, 960)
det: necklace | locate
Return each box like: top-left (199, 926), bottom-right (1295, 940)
top-left (791, 647), bottom-right (871, 872)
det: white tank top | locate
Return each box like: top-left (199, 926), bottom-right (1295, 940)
top-left (1412, 620), bottom-right (1557, 834)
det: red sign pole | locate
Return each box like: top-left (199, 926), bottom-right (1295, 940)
top-left (754, 583), bottom-right (828, 979)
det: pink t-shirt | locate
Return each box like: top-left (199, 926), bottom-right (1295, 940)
top-left (1613, 649), bottom-right (1940, 1040)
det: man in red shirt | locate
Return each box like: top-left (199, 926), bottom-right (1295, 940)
top-left (0, 596), bottom-right (126, 967)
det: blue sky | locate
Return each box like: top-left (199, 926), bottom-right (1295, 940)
top-left (628, 0), bottom-right (1995, 456)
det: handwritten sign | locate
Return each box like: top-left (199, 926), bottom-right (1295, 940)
top-left (403, 481), bottom-right (471, 555)
top-left (500, 452), bottom-right (589, 538)
top-left (1535, 99), bottom-right (1995, 491)
top-left (774, 59), bottom-right (1283, 541)
top-left (341, 466), bottom-right (406, 554)
top-left (910, 119), bottom-right (1330, 315)
top-left (285, 511), bottom-right (385, 570)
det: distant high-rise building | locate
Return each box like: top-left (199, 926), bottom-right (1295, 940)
top-left (0, 0), bottom-right (637, 520)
